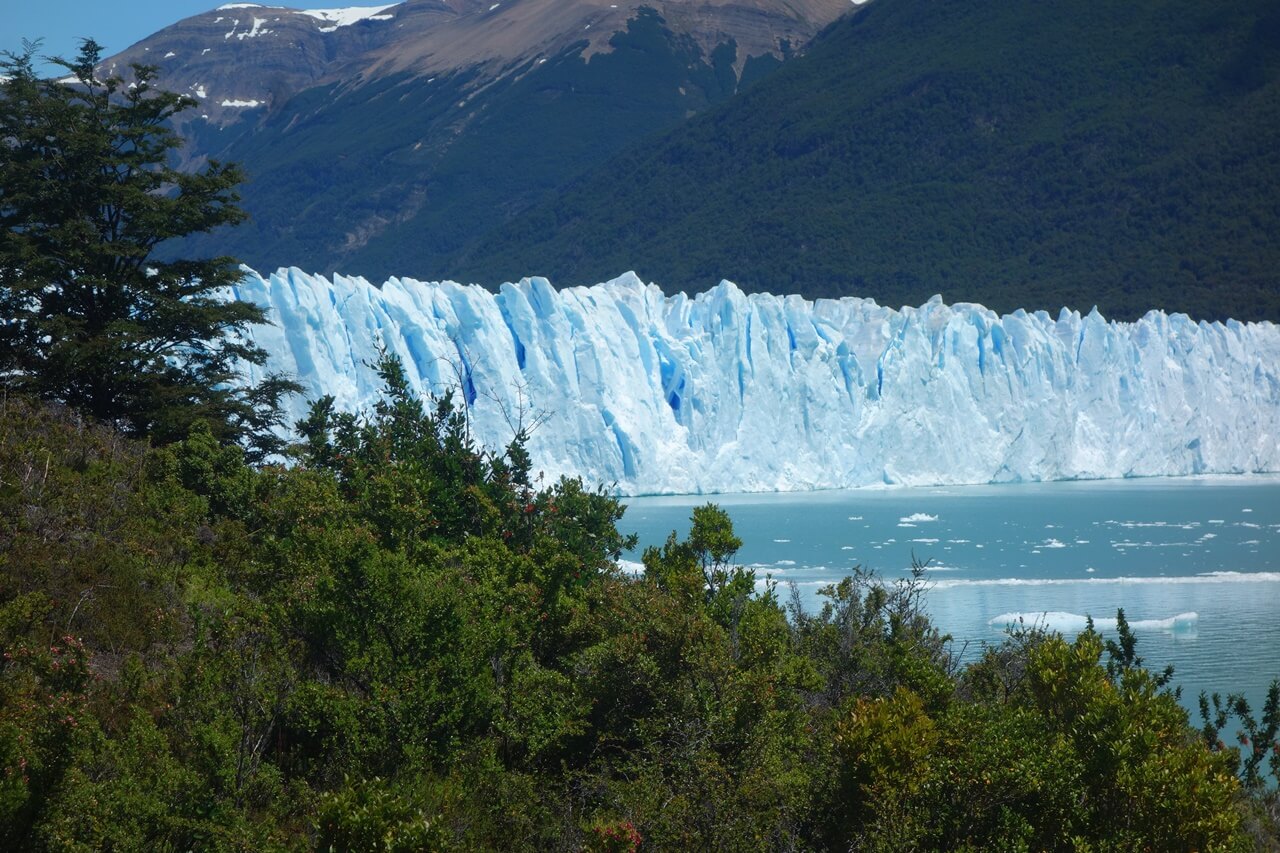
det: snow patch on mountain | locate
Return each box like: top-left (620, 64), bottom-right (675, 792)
top-left (230, 17), bottom-right (274, 39)
top-left (299, 3), bottom-right (400, 29)
top-left (230, 268), bottom-right (1280, 496)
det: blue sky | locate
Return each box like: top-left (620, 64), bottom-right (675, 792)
top-left (5, 1), bottom-right (378, 73)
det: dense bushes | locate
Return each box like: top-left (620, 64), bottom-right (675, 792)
top-left (2, 379), bottom-right (1277, 849)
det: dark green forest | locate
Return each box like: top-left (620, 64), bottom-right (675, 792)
top-left (454, 0), bottom-right (1280, 322)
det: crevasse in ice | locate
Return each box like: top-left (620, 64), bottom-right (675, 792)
top-left (230, 267), bottom-right (1280, 495)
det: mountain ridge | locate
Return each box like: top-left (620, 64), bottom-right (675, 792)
top-left (449, 0), bottom-right (1280, 321)
top-left (100, 0), bottom-right (854, 276)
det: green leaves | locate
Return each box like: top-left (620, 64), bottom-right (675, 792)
top-left (0, 40), bottom-right (296, 452)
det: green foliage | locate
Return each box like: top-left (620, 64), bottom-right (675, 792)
top-left (0, 40), bottom-right (297, 455)
top-left (0, 395), bottom-right (199, 654)
top-left (0, 627), bottom-right (91, 849)
top-left (1024, 630), bottom-right (1245, 849)
top-left (1105, 607), bottom-right (1175, 689)
top-left (462, 0), bottom-right (1280, 322)
top-left (1200, 680), bottom-right (1280, 790)
top-left (0, 378), bottom-right (1272, 848)
top-left (316, 776), bottom-right (449, 852)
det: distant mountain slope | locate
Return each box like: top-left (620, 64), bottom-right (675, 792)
top-left (101, 0), bottom-right (853, 279)
top-left (454, 0), bottom-right (1280, 321)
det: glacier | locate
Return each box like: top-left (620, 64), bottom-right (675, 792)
top-left (231, 267), bottom-right (1280, 495)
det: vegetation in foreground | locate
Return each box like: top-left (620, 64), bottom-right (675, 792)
top-left (0, 40), bottom-right (296, 459)
top-left (2, 378), bottom-right (1279, 850)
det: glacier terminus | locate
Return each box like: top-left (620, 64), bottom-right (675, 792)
top-left (232, 268), bottom-right (1280, 496)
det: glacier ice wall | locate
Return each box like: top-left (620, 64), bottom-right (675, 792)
top-left (232, 267), bottom-right (1280, 495)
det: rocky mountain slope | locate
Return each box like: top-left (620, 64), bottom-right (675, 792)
top-left (102, 0), bottom-right (855, 277)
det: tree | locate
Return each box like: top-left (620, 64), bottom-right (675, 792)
top-left (0, 39), bottom-right (295, 457)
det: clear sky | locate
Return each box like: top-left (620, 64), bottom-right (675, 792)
top-left (4, 0), bottom-right (383, 72)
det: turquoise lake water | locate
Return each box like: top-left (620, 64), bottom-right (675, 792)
top-left (621, 476), bottom-right (1280, 716)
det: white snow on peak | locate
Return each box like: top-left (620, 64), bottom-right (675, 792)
top-left (232, 16), bottom-right (274, 39)
top-left (299, 3), bottom-right (400, 28)
top-left (230, 268), bottom-right (1280, 496)
top-left (217, 3), bottom-right (265, 8)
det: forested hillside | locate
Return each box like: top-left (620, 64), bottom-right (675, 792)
top-left (127, 1), bottom-right (851, 281)
top-left (456, 0), bottom-right (1280, 321)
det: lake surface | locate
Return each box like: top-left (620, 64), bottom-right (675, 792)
top-left (622, 476), bottom-right (1280, 716)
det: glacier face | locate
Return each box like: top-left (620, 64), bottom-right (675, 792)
top-left (232, 267), bottom-right (1280, 495)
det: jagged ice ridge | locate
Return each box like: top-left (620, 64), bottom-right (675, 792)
top-left (231, 268), bottom-right (1280, 495)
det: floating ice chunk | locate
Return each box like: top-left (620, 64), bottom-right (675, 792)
top-left (989, 611), bottom-right (1198, 635)
top-left (900, 513), bottom-right (939, 523)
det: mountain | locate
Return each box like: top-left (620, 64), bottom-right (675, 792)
top-left (233, 267), bottom-right (1280, 495)
top-left (101, 0), bottom-right (854, 278)
top-left (455, 0), bottom-right (1280, 321)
